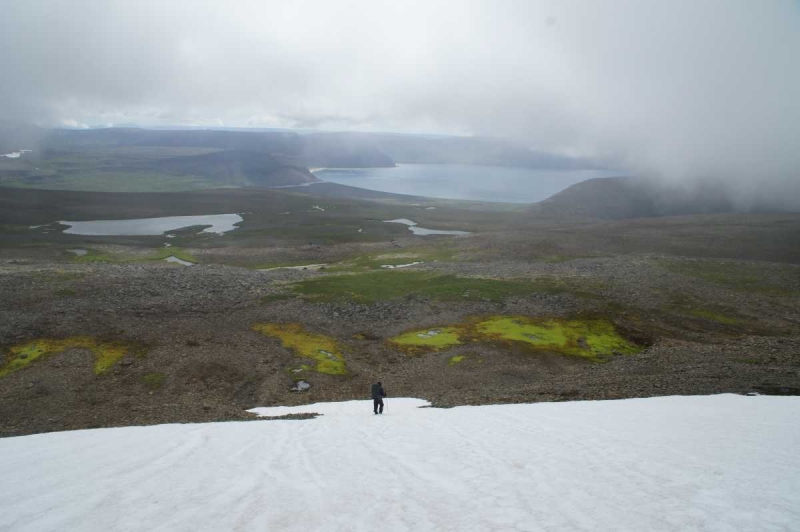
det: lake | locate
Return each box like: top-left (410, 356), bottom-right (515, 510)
top-left (59, 214), bottom-right (243, 236)
top-left (314, 164), bottom-right (622, 203)
top-left (384, 218), bottom-right (470, 236)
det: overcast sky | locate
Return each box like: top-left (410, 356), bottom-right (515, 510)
top-left (1, 0), bottom-right (799, 201)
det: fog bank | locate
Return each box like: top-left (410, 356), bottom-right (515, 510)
top-left (1, 0), bottom-right (798, 207)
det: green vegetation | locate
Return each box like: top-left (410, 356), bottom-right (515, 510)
top-left (34, 269), bottom-right (85, 283)
top-left (251, 261), bottom-right (327, 271)
top-left (0, 171), bottom-right (218, 193)
top-left (390, 316), bottom-right (641, 362)
top-left (0, 337), bottom-right (131, 377)
top-left (293, 271), bottom-right (601, 304)
top-left (73, 247), bottom-right (197, 264)
top-left (475, 317), bottom-right (640, 361)
top-left (260, 293), bottom-right (296, 304)
top-left (538, 253), bottom-right (604, 263)
top-left (688, 308), bottom-right (742, 325)
top-left (55, 288), bottom-right (78, 297)
top-left (390, 327), bottom-right (463, 352)
top-left (328, 246), bottom-right (455, 272)
top-left (252, 323), bottom-right (347, 375)
top-left (0, 146), bottom-right (240, 193)
top-left (142, 372), bottom-right (167, 389)
top-left (661, 259), bottom-right (793, 295)
top-left (237, 223), bottom-right (391, 245)
top-left (665, 294), bottom-right (746, 327)
top-left (0, 224), bottom-right (29, 234)
top-left (448, 355), bottom-right (466, 365)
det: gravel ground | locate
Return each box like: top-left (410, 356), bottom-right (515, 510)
top-left (1, 241), bottom-right (798, 437)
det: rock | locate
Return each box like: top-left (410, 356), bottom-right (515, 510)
top-left (290, 380), bottom-right (311, 392)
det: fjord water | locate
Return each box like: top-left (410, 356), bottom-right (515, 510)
top-left (315, 164), bottom-right (622, 203)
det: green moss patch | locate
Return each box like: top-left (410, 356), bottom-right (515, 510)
top-left (687, 308), bottom-right (742, 325)
top-left (390, 327), bottom-right (463, 352)
top-left (1, 337), bottom-right (132, 377)
top-left (260, 293), bottom-right (295, 304)
top-left (74, 247), bottom-right (197, 264)
top-left (55, 288), bottom-right (78, 297)
top-left (448, 355), bottom-right (466, 365)
top-left (252, 323), bottom-right (347, 375)
top-left (665, 294), bottom-right (747, 328)
top-left (661, 259), bottom-right (795, 296)
top-left (251, 261), bottom-right (327, 271)
top-left (390, 316), bottom-right (641, 362)
top-left (328, 247), bottom-right (454, 272)
top-left (475, 316), bottom-right (640, 361)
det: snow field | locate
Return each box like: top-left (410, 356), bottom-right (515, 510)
top-left (0, 395), bottom-right (798, 532)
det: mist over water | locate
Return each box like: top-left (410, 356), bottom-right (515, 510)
top-left (317, 165), bottom-right (622, 203)
top-left (0, 1), bottom-right (798, 208)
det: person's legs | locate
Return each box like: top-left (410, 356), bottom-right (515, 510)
top-left (373, 399), bottom-right (379, 414)
top-left (378, 398), bottom-right (384, 414)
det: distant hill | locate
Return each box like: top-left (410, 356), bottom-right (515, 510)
top-left (528, 177), bottom-right (796, 220)
top-left (348, 133), bottom-right (608, 169)
top-left (299, 133), bottom-right (395, 168)
top-left (0, 125), bottom-right (393, 192)
top-left (0, 123), bottom-right (609, 174)
top-left (40, 128), bottom-right (394, 169)
top-left (152, 149), bottom-right (316, 187)
top-left (0, 122), bottom-right (47, 154)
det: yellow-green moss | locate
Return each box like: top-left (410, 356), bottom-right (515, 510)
top-left (389, 327), bottom-right (463, 352)
top-left (252, 323), bottom-right (347, 375)
top-left (448, 355), bottom-right (466, 365)
top-left (475, 316), bottom-right (640, 361)
top-left (388, 316), bottom-right (641, 362)
top-left (0, 337), bottom-right (131, 377)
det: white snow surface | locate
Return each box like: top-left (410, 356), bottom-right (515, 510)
top-left (1, 395), bottom-right (798, 532)
top-left (1, 149), bottom-right (32, 158)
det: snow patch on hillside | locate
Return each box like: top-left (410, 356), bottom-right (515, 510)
top-left (1, 395), bottom-right (798, 531)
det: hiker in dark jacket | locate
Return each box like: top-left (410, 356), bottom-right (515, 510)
top-left (371, 382), bottom-right (386, 414)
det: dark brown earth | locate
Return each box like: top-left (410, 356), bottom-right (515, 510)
top-left (0, 185), bottom-right (799, 437)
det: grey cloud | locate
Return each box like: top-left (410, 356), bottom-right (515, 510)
top-left (1, 0), bottom-right (798, 206)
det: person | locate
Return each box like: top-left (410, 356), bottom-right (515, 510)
top-left (371, 381), bottom-right (386, 414)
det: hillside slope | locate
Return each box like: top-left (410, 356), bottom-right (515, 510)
top-left (1, 396), bottom-right (797, 531)
top-left (528, 177), bottom-right (796, 220)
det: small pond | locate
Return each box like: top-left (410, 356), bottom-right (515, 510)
top-left (384, 219), bottom-right (470, 236)
top-left (58, 214), bottom-right (243, 236)
top-left (164, 256), bottom-right (194, 266)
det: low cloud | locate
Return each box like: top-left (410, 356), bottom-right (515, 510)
top-left (1, 0), bottom-right (798, 205)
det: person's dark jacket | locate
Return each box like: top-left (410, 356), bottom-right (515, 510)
top-left (371, 383), bottom-right (386, 400)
